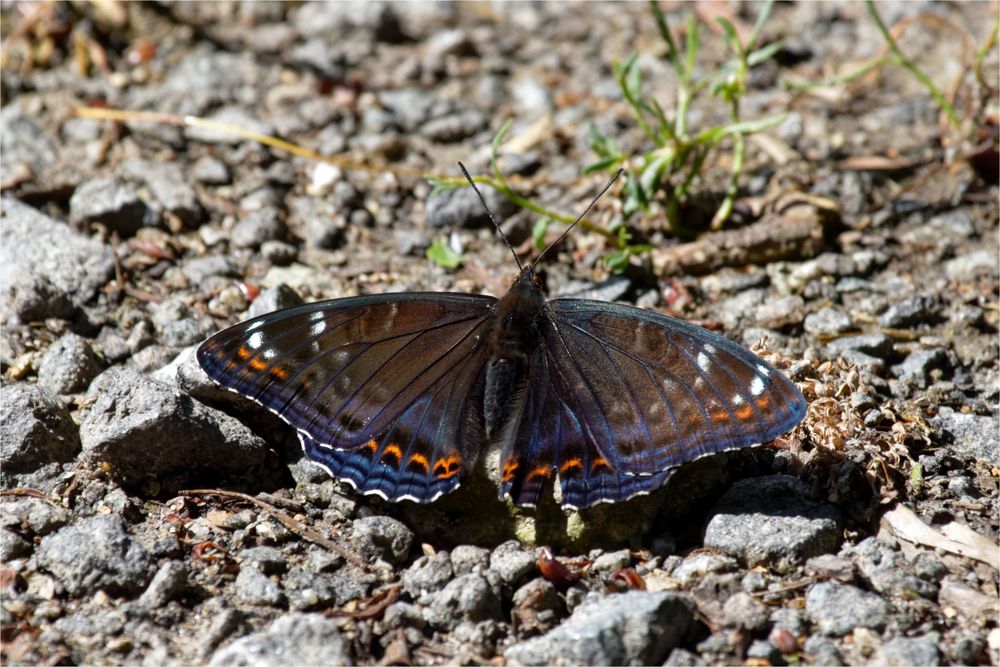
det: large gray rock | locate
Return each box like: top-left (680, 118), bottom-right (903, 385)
top-left (704, 475), bottom-right (841, 570)
top-left (208, 613), bottom-right (350, 666)
top-left (0, 198), bottom-right (114, 321)
top-left (0, 384), bottom-right (81, 484)
top-left (505, 591), bottom-right (693, 666)
top-left (37, 514), bottom-right (156, 596)
top-left (79, 367), bottom-right (272, 490)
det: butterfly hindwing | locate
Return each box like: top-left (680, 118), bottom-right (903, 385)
top-left (198, 293), bottom-right (496, 502)
top-left (497, 343), bottom-right (675, 509)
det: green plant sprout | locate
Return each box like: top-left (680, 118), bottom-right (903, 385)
top-left (586, 0), bottom-right (786, 232)
top-left (430, 1), bottom-right (786, 272)
top-left (427, 120), bottom-right (621, 269)
top-left (788, 0), bottom-right (986, 134)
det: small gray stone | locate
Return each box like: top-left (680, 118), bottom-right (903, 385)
top-left (944, 249), bottom-right (998, 281)
top-left (350, 516), bottom-right (413, 564)
top-left (754, 295), bottom-right (805, 329)
top-left (240, 546), bottom-right (288, 575)
top-left (489, 540), bottom-right (538, 586)
top-left (451, 544), bottom-right (491, 575)
top-left (260, 240), bottom-right (297, 265)
top-left (192, 156), bottom-right (231, 185)
top-left (181, 255), bottom-right (234, 284)
top-left (663, 648), bottom-right (705, 666)
top-left (505, 591), bottom-right (693, 666)
top-left (123, 159), bottom-right (203, 226)
top-left (805, 581), bottom-right (889, 636)
top-left (235, 566), bottom-right (285, 607)
top-left (804, 307), bottom-right (854, 336)
top-left (1, 107), bottom-right (56, 180)
top-left (671, 553), bottom-right (738, 586)
top-left (847, 537), bottom-right (938, 599)
top-left (826, 332), bottom-right (894, 359)
top-left (208, 613), bottom-right (350, 666)
top-left (426, 573), bottom-right (502, 630)
top-left (892, 348), bottom-right (950, 388)
top-left (420, 109), bottom-right (487, 142)
top-left (69, 177), bottom-right (154, 235)
top-left (878, 296), bottom-right (929, 328)
top-left (384, 601), bottom-right (426, 630)
top-left (746, 639), bottom-right (780, 661)
top-left (37, 514), bottom-right (155, 596)
top-left (37, 333), bottom-right (103, 394)
top-left (139, 560), bottom-right (189, 607)
top-left (839, 349), bottom-right (886, 374)
top-left (721, 592), bottom-right (768, 631)
top-left (1, 198), bottom-right (114, 321)
top-left (803, 636), bottom-right (845, 665)
top-left (590, 549), bottom-right (631, 573)
top-left (930, 407), bottom-right (997, 461)
top-left (0, 528), bottom-right (32, 560)
top-left (79, 368), bottom-right (270, 490)
top-left (402, 550), bottom-right (453, 599)
top-left (704, 475), bottom-right (841, 569)
top-left (0, 384), bottom-right (81, 482)
top-left (231, 208), bottom-right (286, 249)
top-left (151, 299), bottom-right (214, 347)
top-left (247, 284), bottom-right (304, 320)
top-left (425, 184), bottom-right (516, 229)
top-left (876, 633), bottom-right (940, 666)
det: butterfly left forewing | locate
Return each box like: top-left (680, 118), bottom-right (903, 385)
top-left (198, 293), bottom-right (496, 502)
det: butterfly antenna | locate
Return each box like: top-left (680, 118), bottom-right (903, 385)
top-left (458, 162), bottom-right (523, 272)
top-left (532, 168), bottom-right (623, 270)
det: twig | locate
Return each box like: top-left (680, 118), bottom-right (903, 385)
top-left (179, 488), bottom-right (366, 568)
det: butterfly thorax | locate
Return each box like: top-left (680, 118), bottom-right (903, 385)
top-left (482, 267), bottom-right (546, 438)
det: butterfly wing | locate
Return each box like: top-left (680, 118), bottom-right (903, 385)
top-left (197, 293), bottom-right (497, 502)
top-left (499, 299), bottom-right (806, 509)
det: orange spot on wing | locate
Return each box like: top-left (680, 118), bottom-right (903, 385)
top-left (559, 458), bottom-right (583, 473)
top-left (755, 396), bottom-right (770, 409)
top-left (381, 443), bottom-right (402, 466)
top-left (249, 357), bottom-right (267, 371)
top-left (269, 366), bottom-right (288, 381)
top-left (237, 346), bottom-right (252, 359)
top-left (362, 439), bottom-right (378, 454)
top-left (407, 453), bottom-right (429, 473)
top-left (734, 405), bottom-right (754, 420)
top-left (591, 457), bottom-right (610, 473)
top-left (501, 458), bottom-right (519, 483)
top-left (528, 465), bottom-right (552, 480)
top-left (433, 453), bottom-right (462, 479)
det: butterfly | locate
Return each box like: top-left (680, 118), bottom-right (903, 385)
top-left (198, 167), bottom-right (806, 510)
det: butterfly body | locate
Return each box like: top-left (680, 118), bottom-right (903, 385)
top-left (198, 265), bottom-right (806, 510)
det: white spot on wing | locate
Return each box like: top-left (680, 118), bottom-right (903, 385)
top-left (697, 351), bottom-right (711, 373)
top-left (732, 393), bottom-right (745, 405)
top-left (247, 331), bottom-right (264, 350)
top-left (750, 375), bottom-right (766, 396)
top-left (310, 320), bottom-right (327, 336)
top-left (310, 311), bottom-right (324, 321)
top-left (246, 320), bottom-right (265, 331)
top-left (756, 364), bottom-right (771, 377)
top-left (263, 348), bottom-right (276, 360)
top-left (705, 343), bottom-right (717, 354)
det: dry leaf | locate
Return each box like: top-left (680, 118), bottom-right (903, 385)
top-left (881, 505), bottom-right (999, 570)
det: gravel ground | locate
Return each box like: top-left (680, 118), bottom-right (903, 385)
top-left (1, 2), bottom-right (998, 665)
